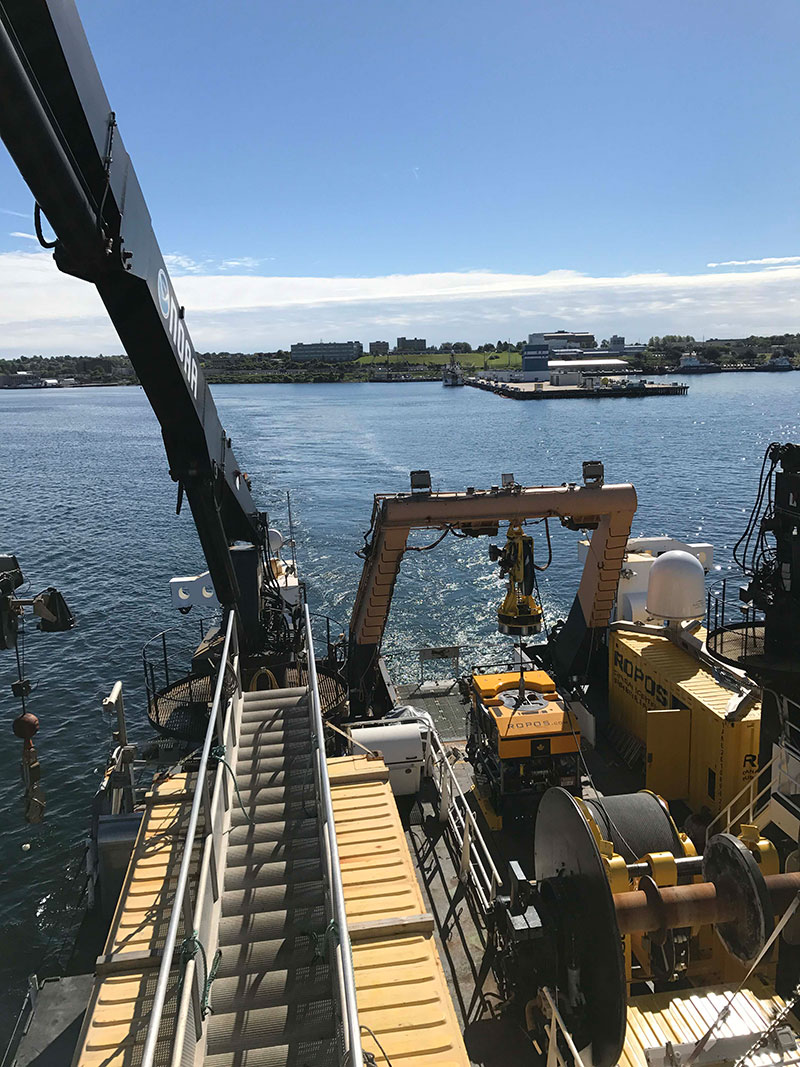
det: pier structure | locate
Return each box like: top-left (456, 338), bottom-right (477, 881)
top-left (468, 378), bottom-right (689, 400)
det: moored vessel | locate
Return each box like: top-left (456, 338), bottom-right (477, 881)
top-left (443, 355), bottom-right (465, 386)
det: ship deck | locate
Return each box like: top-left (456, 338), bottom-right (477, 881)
top-left (398, 756), bottom-right (539, 1062)
top-left (396, 679), bottom-right (466, 741)
top-left (392, 675), bottom-right (659, 1064)
top-left (394, 678), bottom-right (567, 1062)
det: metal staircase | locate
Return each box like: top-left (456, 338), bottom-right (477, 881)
top-left (205, 685), bottom-right (337, 1066)
top-left (139, 607), bottom-right (363, 1067)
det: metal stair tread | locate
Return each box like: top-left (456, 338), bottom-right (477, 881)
top-left (222, 879), bottom-right (325, 918)
top-left (234, 767), bottom-right (315, 789)
top-left (242, 686), bottom-right (307, 699)
top-left (241, 695), bottom-right (309, 712)
top-left (239, 713), bottom-right (311, 734)
top-left (229, 801), bottom-right (314, 825)
top-left (236, 740), bottom-right (313, 761)
top-left (203, 1037), bottom-right (338, 1067)
top-left (205, 1000), bottom-right (336, 1054)
top-left (222, 857), bottom-right (323, 892)
top-left (210, 963), bottom-right (333, 1014)
top-left (214, 934), bottom-right (324, 980)
top-left (224, 837), bottom-right (320, 870)
top-left (775, 791), bottom-right (800, 815)
top-left (237, 727), bottom-right (312, 750)
top-left (227, 816), bottom-right (319, 846)
top-left (218, 903), bottom-right (326, 946)
top-left (235, 754), bottom-right (314, 777)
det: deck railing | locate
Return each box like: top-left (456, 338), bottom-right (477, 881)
top-left (425, 725), bottom-right (501, 912)
top-left (706, 732), bottom-right (800, 839)
top-left (140, 608), bottom-right (240, 1067)
top-left (363, 713), bottom-right (501, 913)
top-left (304, 604), bottom-right (364, 1066)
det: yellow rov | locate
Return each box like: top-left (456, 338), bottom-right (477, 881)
top-left (467, 668), bottom-right (582, 826)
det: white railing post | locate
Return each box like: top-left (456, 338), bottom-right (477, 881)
top-left (542, 988), bottom-right (590, 1067)
top-left (546, 1011), bottom-right (559, 1067)
top-left (459, 819), bottom-right (471, 881)
top-left (489, 869), bottom-right (498, 904)
top-left (439, 763), bottom-right (451, 822)
top-left (202, 775), bottom-right (219, 902)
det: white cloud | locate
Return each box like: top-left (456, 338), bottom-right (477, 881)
top-left (2, 209), bottom-right (30, 219)
top-left (707, 255), bottom-right (800, 268)
top-left (163, 252), bottom-right (207, 274)
top-left (220, 256), bottom-right (262, 271)
top-left (9, 231), bottom-right (38, 241)
top-left (1, 249), bottom-right (800, 356)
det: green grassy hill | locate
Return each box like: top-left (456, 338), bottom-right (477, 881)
top-left (357, 350), bottom-right (522, 369)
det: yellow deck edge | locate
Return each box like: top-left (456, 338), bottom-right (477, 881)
top-left (71, 772), bottom-right (198, 1067)
top-left (328, 754), bottom-right (470, 1067)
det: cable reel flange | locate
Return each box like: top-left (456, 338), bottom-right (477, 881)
top-left (703, 832), bottom-right (774, 964)
top-left (534, 787), bottom-right (626, 1067)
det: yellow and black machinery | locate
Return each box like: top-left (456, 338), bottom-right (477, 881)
top-left (466, 520), bottom-right (581, 823)
top-left (481, 786), bottom-right (800, 1067)
top-left (467, 669), bottom-right (581, 823)
top-left (490, 521), bottom-right (543, 636)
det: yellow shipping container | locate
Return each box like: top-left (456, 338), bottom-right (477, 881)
top-left (608, 630), bottom-right (760, 817)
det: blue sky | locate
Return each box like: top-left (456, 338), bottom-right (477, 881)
top-left (2, 0), bottom-right (800, 353)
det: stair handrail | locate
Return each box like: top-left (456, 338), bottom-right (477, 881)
top-left (705, 746), bottom-right (800, 838)
top-left (140, 608), bottom-right (239, 1067)
top-left (541, 987), bottom-right (591, 1067)
top-left (304, 603), bottom-right (364, 1067)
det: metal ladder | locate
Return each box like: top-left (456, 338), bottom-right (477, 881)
top-left (204, 684), bottom-right (338, 1066)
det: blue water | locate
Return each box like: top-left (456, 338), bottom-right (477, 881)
top-left (0, 375), bottom-right (798, 1037)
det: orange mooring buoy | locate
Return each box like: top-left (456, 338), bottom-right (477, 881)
top-left (13, 712), bottom-right (45, 823)
top-left (13, 711), bottom-right (39, 743)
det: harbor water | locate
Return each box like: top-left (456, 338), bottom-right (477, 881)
top-left (0, 373), bottom-right (798, 1038)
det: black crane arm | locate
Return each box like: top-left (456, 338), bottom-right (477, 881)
top-left (0, 0), bottom-right (265, 610)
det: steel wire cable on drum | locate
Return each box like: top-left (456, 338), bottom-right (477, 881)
top-left (584, 792), bottom-right (681, 863)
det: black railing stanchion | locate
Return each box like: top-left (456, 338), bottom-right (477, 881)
top-left (149, 663), bottom-right (158, 725)
top-left (162, 632), bottom-right (170, 689)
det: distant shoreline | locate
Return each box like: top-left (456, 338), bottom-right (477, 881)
top-left (0, 362), bottom-right (796, 392)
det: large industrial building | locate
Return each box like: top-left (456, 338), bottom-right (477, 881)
top-left (290, 341), bottom-right (363, 362)
top-left (536, 330), bottom-right (596, 350)
top-left (396, 336), bottom-right (427, 353)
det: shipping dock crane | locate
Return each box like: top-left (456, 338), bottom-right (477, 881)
top-left (0, 0), bottom-right (274, 652)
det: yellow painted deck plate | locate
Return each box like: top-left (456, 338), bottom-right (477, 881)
top-left (73, 772), bottom-right (198, 1066)
top-left (329, 754), bottom-right (470, 1066)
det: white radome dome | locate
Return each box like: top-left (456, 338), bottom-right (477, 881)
top-left (267, 528), bottom-right (285, 554)
top-left (646, 550), bottom-right (706, 621)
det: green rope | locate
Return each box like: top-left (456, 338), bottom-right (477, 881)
top-left (305, 918), bottom-right (340, 962)
top-left (178, 930), bottom-right (222, 1017)
top-left (210, 743), bottom-right (254, 827)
